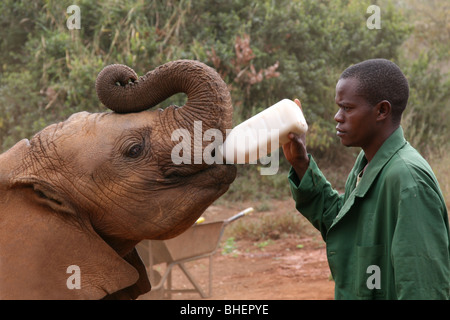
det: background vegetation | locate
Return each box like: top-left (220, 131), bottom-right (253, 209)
top-left (0, 0), bottom-right (448, 206)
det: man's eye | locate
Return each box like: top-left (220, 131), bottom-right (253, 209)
top-left (127, 144), bottom-right (143, 158)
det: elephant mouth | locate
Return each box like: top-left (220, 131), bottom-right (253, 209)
top-left (160, 163), bottom-right (236, 187)
top-left (145, 163), bottom-right (236, 240)
top-left (196, 163), bottom-right (236, 185)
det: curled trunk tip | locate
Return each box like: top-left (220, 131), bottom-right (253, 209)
top-left (95, 59), bottom-right (233, 136)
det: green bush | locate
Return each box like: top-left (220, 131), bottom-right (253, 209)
top-left (0, 1), bottom-right (447, 207)
top-left (401, 53), bottom-right (450, 154)
top-left (0, 0), bottom-right (414, 153)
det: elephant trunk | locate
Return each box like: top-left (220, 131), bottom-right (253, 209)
top-left (95, 60), bottom-right (232, 136)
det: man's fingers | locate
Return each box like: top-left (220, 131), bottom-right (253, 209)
top-left (289, 131), bottom-right (304, 144)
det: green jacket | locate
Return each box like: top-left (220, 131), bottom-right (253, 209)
top-left (288, 127), bottom-right (450, 299)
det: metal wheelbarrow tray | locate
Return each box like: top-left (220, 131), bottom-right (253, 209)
top-left (137, 207), bottom-right (253, 299)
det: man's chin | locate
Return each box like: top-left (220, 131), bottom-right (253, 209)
top-left (339, 138), bottom-right (354, 148)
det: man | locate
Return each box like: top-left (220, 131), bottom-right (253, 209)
top-left (283, 59), bottom-right (450, 299)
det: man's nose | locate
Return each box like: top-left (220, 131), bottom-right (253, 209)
top-left (334, 108), bottom-right (344, 123)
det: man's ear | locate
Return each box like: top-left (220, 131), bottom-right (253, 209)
top-left (375, 100), bottom-right (392, 121)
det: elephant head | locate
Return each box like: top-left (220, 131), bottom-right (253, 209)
top-left (0, 60), bottom-right (236, 299)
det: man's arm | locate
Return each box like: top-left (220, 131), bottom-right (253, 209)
top-left (392, 185), bottom-right (450, 299)
top-left (288, 156), bottom-right (344, 240)
top-left (283, 99), bottom-right (344, 239)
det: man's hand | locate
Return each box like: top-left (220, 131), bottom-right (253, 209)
top-left (282, 99), bottom-right (310, 180)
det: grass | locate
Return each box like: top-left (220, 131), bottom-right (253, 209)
top-left (221, 237), bottom-right (238, 256)
top-left (225, 210), bottom-right (309, 242)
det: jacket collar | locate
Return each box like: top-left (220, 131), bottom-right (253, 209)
top-left (355, 126), bottom-right (407, 197)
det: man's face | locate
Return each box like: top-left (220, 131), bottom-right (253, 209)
top-left (334, 77), bottom-right (379, 149)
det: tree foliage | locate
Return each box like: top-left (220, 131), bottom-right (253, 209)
top-left (397, 0), bottom-right (450, 153)
top-left (0, 0), bottom-right (447, 159)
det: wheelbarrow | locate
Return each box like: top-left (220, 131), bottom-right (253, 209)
top-left (137, 207), bottom-right (253, 299)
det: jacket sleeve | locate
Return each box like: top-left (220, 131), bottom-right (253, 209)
top-left (288, 155), bottom-right (344, 240)
top-left (391, 184), bottom-right (450, 299)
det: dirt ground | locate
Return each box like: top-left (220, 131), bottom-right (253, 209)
top-left (139, 199), bottom-right (335, 300)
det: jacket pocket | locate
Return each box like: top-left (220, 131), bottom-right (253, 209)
top-left (355, 244), bottom-right (386, 298)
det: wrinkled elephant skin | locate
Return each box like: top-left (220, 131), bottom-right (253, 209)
top-left (0, 60), bottom-right (236, 299)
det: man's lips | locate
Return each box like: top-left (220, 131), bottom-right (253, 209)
top-left (336, 127), bottom-right (346, 136)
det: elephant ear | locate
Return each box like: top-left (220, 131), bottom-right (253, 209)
top-left (0, 141), bottom-right (150, 299)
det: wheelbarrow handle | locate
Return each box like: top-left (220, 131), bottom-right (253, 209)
top-left (226, 207), bottom-right (254, 224)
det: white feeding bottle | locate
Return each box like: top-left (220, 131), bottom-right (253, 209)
top-left (218, 99), bottom-right (308, 164)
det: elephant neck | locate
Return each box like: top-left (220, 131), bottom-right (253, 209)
top-left (98, 233), bottom-right (140, 257)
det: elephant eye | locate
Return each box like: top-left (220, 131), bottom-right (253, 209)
top-left (127, 144), bottom-right (143, 158)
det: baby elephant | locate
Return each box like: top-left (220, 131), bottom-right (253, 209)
top-left (0, 60), bottom-right (236, 299)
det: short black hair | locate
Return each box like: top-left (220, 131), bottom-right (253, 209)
top-left (339, 59), bottom-right (409, 124)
